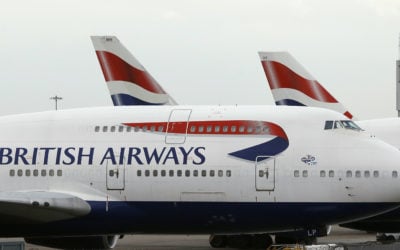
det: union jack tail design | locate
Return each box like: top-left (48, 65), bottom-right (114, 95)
top-left (259, 52), bottom-right (352, 119)
top-left (91, 36), bottom-right (177, 106)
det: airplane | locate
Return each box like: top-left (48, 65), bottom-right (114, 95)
top-left (259, 51), bottom-right (400, 234)
top-left (92, 36), bottom-right (176, 106)
top-left (91, 36), bottom-right (400, 245)
top-left (1, 105), bottom-right (400, 249)
top-left (92, 36), bottom-right (331, 245)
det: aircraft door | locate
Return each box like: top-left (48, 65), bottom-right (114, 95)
top-left (106, 157), bottom-right (125, 190)
top-left (165, 109), bottom-right (192, 144)
top-left (255, 156), bottom-right (275, 191)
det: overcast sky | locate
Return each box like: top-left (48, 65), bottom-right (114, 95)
top-left (0, 0), bottom-right (399, 120)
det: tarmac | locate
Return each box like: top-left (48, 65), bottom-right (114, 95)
top-left (0, 226), bottom-right (395, 250)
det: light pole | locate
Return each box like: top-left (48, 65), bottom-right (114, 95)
top-left (50, 95), bottom-right (63, 110)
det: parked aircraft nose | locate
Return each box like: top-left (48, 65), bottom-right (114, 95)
top-left (350, 138), bottom-right (400, 204)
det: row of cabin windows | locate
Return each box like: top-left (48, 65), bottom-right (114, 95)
top-left (9, 169), bottom-right (62, 177)
top-left (94, 125), bottom-right (269, 134)
top-left (189, 125), bottom-right (269, 134)
top-left (95, 125), bottom-right (136, 133)
top-left (294, 170), bottom-right (399, 178)
top-left (137, 169), bottom-right (232, 178)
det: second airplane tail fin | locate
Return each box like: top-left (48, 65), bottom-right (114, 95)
top-left (91, 36), bottom-right (176, 106)
top-left (259, 52), bottom-right (353, 119)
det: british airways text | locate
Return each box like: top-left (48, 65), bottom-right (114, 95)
top-left (0, 147), bottom-right (206, 166)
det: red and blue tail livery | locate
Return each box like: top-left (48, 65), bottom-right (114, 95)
top-left (91, 36), bottom-right (176, 106)
top-left (259, 52), bottom-right (353, 119)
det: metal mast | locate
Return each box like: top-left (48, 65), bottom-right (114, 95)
top-left (50, 95), bottom-right (63, 111)
top-left (397, 34), bottom-right (400, 116)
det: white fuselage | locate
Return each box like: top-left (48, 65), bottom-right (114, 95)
top-left (1, 105), bottom-right (400, 236)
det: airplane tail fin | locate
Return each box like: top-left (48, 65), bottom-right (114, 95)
top-left (91, 36), bottom-right (177, 105)
top-left (258, 52), bottom-right (353, 119)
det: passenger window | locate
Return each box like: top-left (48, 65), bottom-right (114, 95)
top-left (118, 126), bottom-right (124, 132)
top-left (153, 170), bottom-right (158, 177)
top-left (142, 126), bottom-right (147, 132)
top-left (150, 126), bottom-right (155, 132)
top-left (137, 170), bottom-right (142, 177)
top-left (373, 171), bottom-right (379, 178)
top-left (302, 170), bottom-right (308, 178)
top-left (239, 126), bottom-right (245, 133)
top-left (262, 127), bottom-right (269, 133)
top-left (110, 126), bottom-right (116, 132)
top-left (33, 169), bottom-right (38, 177)
top-left (177, 170), bottom-right (182, 177)
top-left (49, 169), bottom-right (54, 177)
top-left (247, 127), bottom-right (253, 133)
top-left (198, 126), bottom-right (204, 133)
top-left (320, 170), bottom-right (326, 177)
top-left (126, 126), bottom-right (132, 132)
top-left (223, 126), bottom-right (228, 133)
top-left (169, 170), bottom-right (174, 177)
top-left (218, 170), bottom-right (223, 177)
top-left (206, 126), bottom-right (212, 132)
top-left (190, 126), bottom-right (196, 132)
top-left (226, 170), bottom-right (232, 177)
top-left (158, 126), bottom-right (164, 132)
top-left (134, 126), bottom-right (140, 132)
top-left (10, 169), bottom-right (15, 176)
top-left (102, 126), bottom-right (108, 132)
top-left (329, 170), bottom-right (334, 178)
top-left (185, 170), bottom-right (190, 177)
top-left (94, 126), bottom-right (100, 132)
top-left (25, 169), bottom-right (31, 177)
top-left (294, 170), bottom-right (300, 177)
top-left (255, 126), bottom-right (261, 133)
top-left (161, 170), bottom-right (166, 177)
top-left (231, 126), bottom-right (237, 132)
top-left (393, 171), bottom-right (398, 178)
top-left (364, 171), bottom-right (370, 178)
top-left (202, 170), bottom-right (207, 177)
top-left (41, 170), bottom-right (46, 177)
top-left (355, 170), bottom-right (361, 178)
top-left (145, 170), bottom-right (150, 177)
top-left (193, 170), bottom-right (198, 177)
top-left (109, 170), bottom-right (114, 177)
top-left (346, 170), bottom-right (352, 178)
top-left (215, 126), bottom-right (220, 133)
top-left (259, 170), bottom-right (264, 177)
top-left (210, 170), bottom-right (215, 177)
top-left (57, 170), bottom-right (62, 176)
top-left (17, 169), bottom-right (23, 177)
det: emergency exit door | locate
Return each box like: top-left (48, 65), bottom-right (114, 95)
top-left (255, 156), bottom-right (275, 191)
top-left (106, 158), bottom-right (125, 190)
top-left (165, 109), bottom-right (192, 144)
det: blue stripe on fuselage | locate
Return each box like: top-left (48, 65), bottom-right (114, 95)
top-left (228, 137), bottom-right (289, 161)
top-left (0, 201), bottom-right (397, 237)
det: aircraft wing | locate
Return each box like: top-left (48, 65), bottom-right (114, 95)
top-left (0, 191), bottom-right (91, 224)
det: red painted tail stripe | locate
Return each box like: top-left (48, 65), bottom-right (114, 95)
top-left (262, 61), bottom-right (338, 103)
top-left (95, 51), bottom-right (166, 94)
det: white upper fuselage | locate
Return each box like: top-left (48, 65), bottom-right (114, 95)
top-left (0, 105), bottom-right (399, 204)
